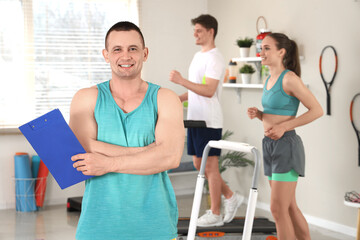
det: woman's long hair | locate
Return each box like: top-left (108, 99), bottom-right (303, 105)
top-left (267, 33), bottom-right (301, 77)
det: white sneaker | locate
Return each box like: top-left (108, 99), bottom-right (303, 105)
top-left (197, 210), bottom-right (224, 227)
top-left (223, 193), bottom-right (244, 223)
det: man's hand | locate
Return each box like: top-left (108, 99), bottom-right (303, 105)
top-left (169, 70), bottom-right (184, 85)
top-left (72, 153), bottom-right (114, 176)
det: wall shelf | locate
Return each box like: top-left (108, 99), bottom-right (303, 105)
top-left (223, 83), bottom-right (263, 103)
top-left (231, 57), bottom-right (262, 62)
top-left (225, 56), bottom-right (263, 103)
top-left (232, 57), bottom-right (263, 82)
top-left (232, 56), bottom-right (304, 62)
top-left (223, 83), bottom-right (263, 89)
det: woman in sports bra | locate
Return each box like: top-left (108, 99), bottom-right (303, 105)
top-left (247, 33), bottom-right (323, 240)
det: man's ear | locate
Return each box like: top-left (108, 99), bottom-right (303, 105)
top-left (143, 47), bottom-right (149, 62)
top-left (209, 28), bottom-right (215, 39)
top-left (102, 49), bottom-right (109, 63)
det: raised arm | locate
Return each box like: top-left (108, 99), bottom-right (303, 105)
top-left (69, 87), bottom-right (153, 157)
top-left (72, 88), bottom-right (185, 175)
top-left (169, 70), bottom-right (219, 98)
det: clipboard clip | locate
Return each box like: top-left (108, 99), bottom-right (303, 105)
top-left (27, 109), bottom-right (60, 131)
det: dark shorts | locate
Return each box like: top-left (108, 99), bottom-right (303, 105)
top-left (187, 128), bottom-right (222, 158)
top-left (262, 130), bottom-right (305, 177)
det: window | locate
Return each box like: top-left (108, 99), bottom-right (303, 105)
top-left (0, 0), bottom-right (138, 129)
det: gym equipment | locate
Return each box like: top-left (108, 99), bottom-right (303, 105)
top-left (35, 160), bottom-right (49, 207)
top-left (178, 217), bottom-right (276, 235)
top-left (14, 153), bottom-right (37, 212)
top-left (31, 155), bottom-right (41, 180)
top-left (350, 93), bottom-right (360, 166)
top-left (67, 196), bottom-right (83, 212)
top-left (184, 140), bottom-right (275, 240)
top-left (319, 45), bottom-right (338, 115)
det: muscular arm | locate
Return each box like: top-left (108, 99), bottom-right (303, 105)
top-left (69, 87), bottom-right (153, 157)
top-left (72, 88), bottom-right (185, 175)
top-left (169, 70), bottom-right (219, 98)
top-left (69, 87), bottom-right (98, 152)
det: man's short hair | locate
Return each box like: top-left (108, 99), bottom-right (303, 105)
top-left (105, 21), bottom-right (145, 50)
top-left (191, 14), bottom-right (218, 39)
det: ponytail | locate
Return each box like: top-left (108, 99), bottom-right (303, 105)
top-left (268, 33), bottom-right (301, 77)
top-left (284, 40), bottom-right (301, 77)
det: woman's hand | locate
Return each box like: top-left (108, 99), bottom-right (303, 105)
top-left (247, 107), bottom-right (262, 120)
top-left (265, 124), bottom-right (287, 140)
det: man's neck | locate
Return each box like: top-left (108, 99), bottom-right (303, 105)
top-left (109, 77), bottom-right (146, 99)
top-left (201, 42), bottom-right (216, 52)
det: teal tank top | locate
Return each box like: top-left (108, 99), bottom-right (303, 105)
top-left (76, 81), bottom-right (178, 240)
top-left (262, 70), bottom-right (300, 116)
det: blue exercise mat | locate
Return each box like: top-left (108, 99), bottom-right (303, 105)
top-left (14, 154), bottom-right (37, 212)
top-left (19, 109), bottom-right (93, 189)
top-left (31, 155), bottom-right (41, 179)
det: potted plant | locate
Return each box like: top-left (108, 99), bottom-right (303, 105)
top-left (240, 64), bottom-right (256, 84)
top-left (218, 130), bottom-right (254, 172)
top-left (236, 37), bottom-right (254, 58)
top-left (204, 130), bottom-right (254, 205)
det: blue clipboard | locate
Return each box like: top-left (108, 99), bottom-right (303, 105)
top-left (19, 109), bottom-right (93, 189)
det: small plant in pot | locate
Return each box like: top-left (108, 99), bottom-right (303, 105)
top-left (240, 64), bottom-right (255, 84)
top-left (236, 37), bottom-right (254, 58)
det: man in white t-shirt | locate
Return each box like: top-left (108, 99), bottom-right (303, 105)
top-left (169, 14), bottom-right (243, 227)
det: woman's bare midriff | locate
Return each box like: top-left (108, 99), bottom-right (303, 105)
top-left (262, 113), bottom-right (295, 132)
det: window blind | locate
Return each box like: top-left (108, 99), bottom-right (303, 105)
top-left (0, 0), bottom-right (138, 128)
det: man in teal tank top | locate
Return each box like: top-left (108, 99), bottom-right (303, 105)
top-left (69, 21), bottom-right (185, 240)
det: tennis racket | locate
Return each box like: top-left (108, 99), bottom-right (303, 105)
top-left (319, 45), bottom-right (338, 115)
top-left (350, 93), bottom-right (360, 166)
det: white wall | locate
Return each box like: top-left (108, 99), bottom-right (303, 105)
top-left (139, 0), bottom-right (207, 94)
top-left (1, 0), bottom-right (360, 236)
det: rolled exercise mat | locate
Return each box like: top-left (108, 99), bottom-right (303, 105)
top-left (14, 153), bottom-right (37, 212)
top-left (31, 155), bottom-right (41, 180)
top-left (35, 160), bottom-right (49, 207)
top-left (15, 152), bottom-right (27, 211)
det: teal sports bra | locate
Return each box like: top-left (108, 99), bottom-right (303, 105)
top-left (262, 69), bottom-right (300, 116)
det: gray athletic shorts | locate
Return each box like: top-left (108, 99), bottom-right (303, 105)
top-left (262, 130), bottom-right (305, 177)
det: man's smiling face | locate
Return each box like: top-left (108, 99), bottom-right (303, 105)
top-left (103, 30), bottom-right (148, 80)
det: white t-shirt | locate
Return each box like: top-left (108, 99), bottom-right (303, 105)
top-left (187, 48), bottom-right (225, 128)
